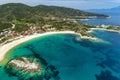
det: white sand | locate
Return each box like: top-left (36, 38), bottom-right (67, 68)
top-left (0, 30), bottom-right (104, 62)
top-left (0, 31), bottom-right (75, 62)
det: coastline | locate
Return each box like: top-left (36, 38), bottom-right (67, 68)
top-left (0, 30), bottom-right (105, 62)
top-left (0, 31), bottom-right (75, 62)
top-left (89, 28), bottom-right (120, 33)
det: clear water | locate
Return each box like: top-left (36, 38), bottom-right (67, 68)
top-left (0, 30), bottom-right (120, 80)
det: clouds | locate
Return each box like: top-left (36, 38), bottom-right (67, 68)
top-left (0, 0), bottom-right (120, 9)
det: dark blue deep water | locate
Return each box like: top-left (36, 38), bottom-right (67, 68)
top-left (0, 30), bottom-right (120, 80)
top-left (77, 12), bottom-right (120, 26)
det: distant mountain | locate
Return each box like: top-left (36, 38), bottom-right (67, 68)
top-left (0, 3), bottom-right (108, 21)
top-left (87, 6), bottom-right (120, 15)
top-left (108, 6), bottom-right (120, 13)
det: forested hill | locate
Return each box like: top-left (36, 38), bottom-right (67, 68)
top-left (0, 3), bottom-right (108, 21)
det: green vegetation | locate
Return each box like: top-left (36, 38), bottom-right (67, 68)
top-left (0, 3), bottom-right (108, 22)
top-left (0, 22), bottom-right (12, 31)
top-left (106, 25), bottom-right (120, 30)
top-left (0, 3), bottom-right (119, 45)
top-left (12, 23), bottom-right (29, 32)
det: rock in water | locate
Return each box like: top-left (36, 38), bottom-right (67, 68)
top-left (5, 56), bottom-right (60, 80)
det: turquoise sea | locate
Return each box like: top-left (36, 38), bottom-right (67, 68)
top-left (0, 30), bottom-right (120, 80)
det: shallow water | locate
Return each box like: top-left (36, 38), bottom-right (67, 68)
top-left (0, 30), bottom-right (120, 80)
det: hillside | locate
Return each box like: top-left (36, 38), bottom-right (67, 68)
top-left (0, 3), bottom-right (108, 22)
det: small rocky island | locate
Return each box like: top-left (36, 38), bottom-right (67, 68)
top-left (5, 56), bottom-right (60, 80)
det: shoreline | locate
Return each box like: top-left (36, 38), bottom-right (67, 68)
top-left (76, 33), bottom-right (99, 41)
top-left (0, 31), bottom-right (75, 62)
top-left (0, 30), bottom-right (104, 62)
top-left (89, 28), bottom-right (120, 33)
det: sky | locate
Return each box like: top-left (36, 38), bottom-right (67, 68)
top-left (0, 0), bottom-right (120, 10)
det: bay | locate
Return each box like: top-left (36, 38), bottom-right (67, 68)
top-left (0, 30), bottom-right (120, 80)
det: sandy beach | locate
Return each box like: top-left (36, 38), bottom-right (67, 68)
top-left (0, 31), bottom-right (75, 62)
top-left (0, 30), bottom-right (104, 62)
